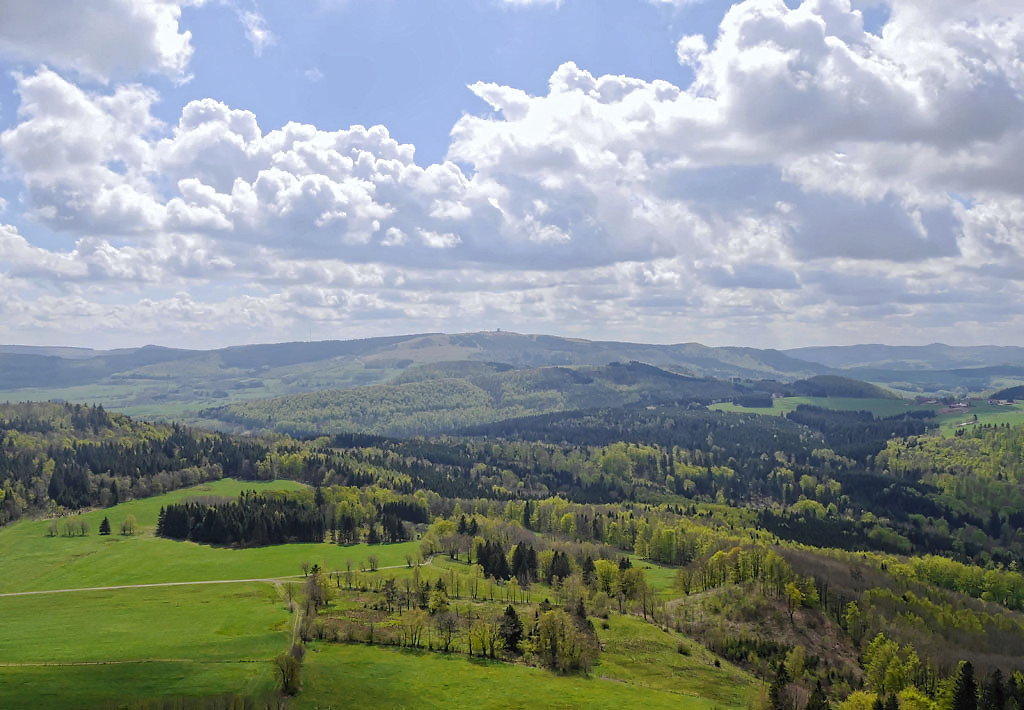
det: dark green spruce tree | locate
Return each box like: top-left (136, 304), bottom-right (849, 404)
top-left (981, 669), bottom-right (1006, 710)
top-left (500, 604), bottom-right (523, 653)
top-left (952, 661), bottom-right (978, 710)
top-left (805, 680), bottom-right (830, 710)
top-left (770, 661), bottom-right (791, 710)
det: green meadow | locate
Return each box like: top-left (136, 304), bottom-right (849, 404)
top-left (627, 556), bottom-right (679, 600)
top-left (0, 661), bottom-right (274, 710)
top-left (712, 396), bottom-right (1024, 437)
top-left (0, 478), bottom-right (419, 593)
top-left (0, 479), bottom-right (759, 709)
top-left (298, 642), bottom-right (751, 710)
top-left (710, 396), bottom-right (935, 418)
top-left (595, 614), bottom-right (756, 707)
top-left (933, 400), bottom-right (1024, 435)
top-left (0, 584), bottom-right (288, 664)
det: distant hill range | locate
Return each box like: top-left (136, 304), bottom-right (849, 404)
top-left (784, 343), bottom-right (1024, 371)
top-left (0, 331), bottom-right (826, 394)
top-left (1, 333), bottom-right (1023, 428)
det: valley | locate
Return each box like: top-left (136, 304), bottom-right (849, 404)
top-left (3, 335), bottom-right (1024, 708)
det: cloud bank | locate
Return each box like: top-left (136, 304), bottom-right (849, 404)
top-left (1, 0), bottom-right (1023, 347)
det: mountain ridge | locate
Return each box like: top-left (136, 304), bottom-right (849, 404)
top-left (3, 333), bottom-right (1024, 420)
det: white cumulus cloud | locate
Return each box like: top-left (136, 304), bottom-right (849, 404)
top-left (3, 0), bottom-right (1024, 347)
top-left (0, 0), bottom-right (198, 82)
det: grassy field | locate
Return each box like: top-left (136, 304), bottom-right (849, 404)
top-left (0, 583), bottom-right (288, 709)
top-left (298, 642), bottom-right (752, 710)
top-left (0, 661), bottom-right (275, 710)
top-left (710, 396), bottom-right (935, 418)
top-left (712, 396), bottom-right (1024, 438)
top-left (0, 480), bottom-right (422, 709)
top-left (627, 556), bottom-right (679, 600)
top-left (0, 479), bottom-right (419, 593)
top-left (0, 584), bottom-right (288, 664)
top-left (934, 400), bottom-right (1024, 435)
top-left (595, 614), bottom-right (757, 707)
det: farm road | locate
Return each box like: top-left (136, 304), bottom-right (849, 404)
top-left (0, 557), bottom-right (435, 598)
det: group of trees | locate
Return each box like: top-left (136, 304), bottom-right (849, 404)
top-left (841, 649), bottom-right (1024, 710)
top-left (300, 555), bottom-right (600, 673)
top-left (156, 492), bottom-right (325, 546)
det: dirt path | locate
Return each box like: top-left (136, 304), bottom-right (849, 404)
top-left (0, 577), bottom-right (298, 598)
top-left (0, 658), bottom-right (269, 667)
top-left (0, 556), bottom-right (436, 599)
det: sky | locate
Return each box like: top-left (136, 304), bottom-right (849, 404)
top-left (0, 0), bottom-right (1022, 350)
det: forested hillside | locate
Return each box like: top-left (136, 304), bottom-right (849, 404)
top-left (202, 362), bottom-right (776, 437)
top-left (0, 402), bottom-right (266, 526)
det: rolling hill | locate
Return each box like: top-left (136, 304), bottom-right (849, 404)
top-left (0, 332), bottom-right (826, 420)
top-left (5, 334), bottom-right (1024, 426)
top-left (201, 361), bottom-right (774, 437)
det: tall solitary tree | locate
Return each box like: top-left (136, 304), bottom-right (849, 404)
top-left (499, 604), bottom-right (523, 653)
top-left (99, 516), bottom-right (111, 536)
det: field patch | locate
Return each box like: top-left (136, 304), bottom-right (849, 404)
top-left (933, 400), bottom-right (1024, 435)
top-left (298, 642), bottom-right (746, 710)
top-left (594, 614), bottom-right (756, 707)
top-left (711, 396), bottom-right (936, 418)
top-left (0, 479), bottom-right (418, 593)
top-left (0, 584), bottom-right (288, 664)
top-left (0, 661), bottom-right (274, 710)
top-left (0, 583), bottom-right (287, 709)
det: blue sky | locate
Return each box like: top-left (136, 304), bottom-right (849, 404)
top-left (0, 0), bottom-right (1022, 349)
top-left (163, 0), bottom-right (705, 163)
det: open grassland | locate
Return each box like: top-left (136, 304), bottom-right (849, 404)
top-left (0, 479), bottom-right (419, 593)
top-left (298, 642), bottom-right (750, 710)
top-left (0, 661), bottom-right (274, 710)
top-left (627, 556), bottom-right (679, 600)
top-left (0, 584), bottom-right (287, 709)
top-left (0, 383), bottom-right (149, 410)
top-left (0, 584), bottom-right (288, 663)
top-left (934, 400), bottom-right (1024, 435)
top-left (595, 614), bottom-right (757, 707)
top-left (713, 396), bottom-right (1024, 437)
top-left (711, 396), bottom-right (935, 418)
top-left (0, 480), bottom-right (417, 708)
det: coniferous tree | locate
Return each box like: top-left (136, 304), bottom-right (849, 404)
top-left (499, 604), bottom-right (523, 653)
top-left (953, 661), bottom-right (979, 710)
top-left (981, 670), bottom-right (1006, 710)
top-left (805, 680), bottom-right (830, 710)
top-left (99, 516), bottom-right (111, 535)
top-left (770, 661), bottom-right (791, 710)
top-left (582, 556), bottom-right (596, 586)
